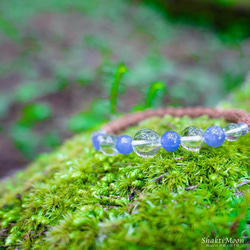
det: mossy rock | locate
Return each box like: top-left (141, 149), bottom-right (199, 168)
top-left (0, 114), bottom-right (250, 249)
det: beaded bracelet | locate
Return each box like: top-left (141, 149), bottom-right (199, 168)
top-left (91, 107), bottom-right (250, 158)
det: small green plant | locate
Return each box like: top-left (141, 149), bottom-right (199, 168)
top-left (110, 64), bottom-right (128, 114)
top-left (145, 81), bottom-right (167, 108)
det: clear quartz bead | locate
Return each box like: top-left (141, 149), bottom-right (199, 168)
top-left (238, 122), bottom-right (249, 136)
top-left (180, 126), bottom-right (204, 152)
top-left (132, 129), bottom-right (160, 158)
top-left (100, 134), bottom-right (118, 156)
top-left (224, 123), bottom-right (242, 141)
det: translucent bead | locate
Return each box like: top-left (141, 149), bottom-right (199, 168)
top-left (180, 126), bottom-right (204, 152)
top-left (224, 123), bottom-right (241, 141)
top-left (100, 134), bottom-right (118, 156)
top-left (161, 131), bottom-right (181, 152)
top-left (204, 126), bottom-right (225, 147)
top-left (238, 122), bottom-right (249, 136)
top-left (132, 129), bottom-right (160, 158)
top-left (91, 130), bottom-right (106, 151)
top-left (115, 135), bottom-right (133, 155)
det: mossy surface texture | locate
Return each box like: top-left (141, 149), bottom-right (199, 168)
top-left (0, 115), bottom-right (250, 249)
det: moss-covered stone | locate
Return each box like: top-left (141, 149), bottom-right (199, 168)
top-left (0, 114), bottom-right (249, 249)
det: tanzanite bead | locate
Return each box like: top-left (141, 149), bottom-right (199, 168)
top-left (91, 131), bottom-right (106, 151)
top-left (161, 131), bottom-right (181, 152)
top-left (204, 126), bottom-right (225, 147)
top-left (116, 135), bottom-right (133, 155)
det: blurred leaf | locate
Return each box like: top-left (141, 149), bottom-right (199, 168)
top-left (145, 81), bottom-right (167, 108)
top-left (57, 78), bottom-right (71, 90)
top-left (0, 13), bottom-right (20, 41)
top-left (43, 132), bottom-right (61, 149)
top-left (91, 99), bottom-right (110, 114)
top-left (15, 81), bottom-right (65, 103)
top-left (110, 63), bottom-right (128, 114)
top-left (9, 124), bottom-right (39, 159)
top-left (19, 103), bottom-right (52, 127)
top-left (67, 113), bottom-right (104, 132)
top-left (68, 99), bottom-right (110, 132)
top-left (222, 73), bottom-right (244, 92)
top-left (130, 104), bottom-right (145, 112)
top-left (15, 84), bottom-right (39, 103)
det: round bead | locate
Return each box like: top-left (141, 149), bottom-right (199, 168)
top-left (224, 123), bottom-right (241, 141)
top-left (132, 129), bottom-right (160, 158)
top-left (100, 134), bottom-right (118, 156)
top-left (204, 126), bottom-right (225, 147)
top-left (238, 122), bottom-right (249, 136)
top-left (161, 131), bottom-right (181, 152)
top-left (180, 126), bottom-right (204, 152)
top-left (91, 131), bottom-right (106, 151)
top-left (115, 135), bottom-right (133, 155)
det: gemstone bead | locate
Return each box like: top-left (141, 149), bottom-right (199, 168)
top-left (115, 135), bottom-right (133, 155)
top-left (238, 122), bottom-right (249, 136)
top-left (100, 134), bottom-right (118, 156)
top-left (132, 129), bottom-right (160, 158)
top-left (180, 126), bottom-right (204, 152)
top-left (204, 126), bottom-right (225, 147)
top-left (161, 131), bottom-right (181, 152)
top-left (91, 131), bottom-right (106, 151)
top-left (224, 123), bottom-right (241, 141)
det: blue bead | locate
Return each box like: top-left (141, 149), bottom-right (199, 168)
top-left (204, 126), bottom-right (225, 147)
top-left (92, 132), bottom-right (105, 151)
top-left (161, 131), bottom-right (181, 152)
top-left (116, 135), bottom-right (133, 155)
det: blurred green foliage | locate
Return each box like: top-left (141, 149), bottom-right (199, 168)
top-left (0, 14), bottom-right (20, 42)
top-left (68, 100), bottom-right (110, 132)
top-left (15, 81), bottom-right (66, 103)
top-left (220, 75), bottom-right (250, 112)
top-left (19, 103), bottom-right (52, 127)
top-left (145, 0), bottom-right (250, 41)
top-left (0, 0), bottom-right (249, 163)
top-left (8, 103), bottom-right (55, 158)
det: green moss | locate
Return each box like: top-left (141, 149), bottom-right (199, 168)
top-left (0, 114), bottom-right (249, 249)
top-left (1, 0), bottom-right (249, 247)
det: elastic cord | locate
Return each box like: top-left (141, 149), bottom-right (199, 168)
top-left (102, 107), bottom-right (250, 134)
